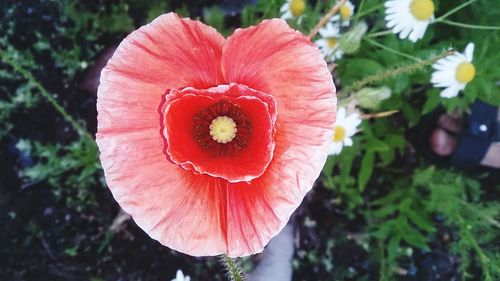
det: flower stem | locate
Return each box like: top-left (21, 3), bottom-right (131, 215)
top-left (0, 48), bottom-right (94, 142)
top-left (355, 3), bottom-right (384, 19)
top-left (308, 0), bottom-right (347, 39)
top-left (221, 255), bottom-right (244, 281)
top-left (364, 38), bottom-right (420, 61)
top-left (338, 50), bottom-right (453, 98)
top-left (434, 0), bottom-right (478, 22)
top-left (365, 30), bottom-right (392, 38)
top-left (353, 0), bottom-right (366, 22)
top-left (435, 19), bottom-right (500, 30)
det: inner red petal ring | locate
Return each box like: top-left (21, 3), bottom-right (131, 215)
top-left (159, 83), bottom-right (278, 183)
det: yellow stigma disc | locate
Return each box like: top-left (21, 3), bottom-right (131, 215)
top-left (455, 62), bottom-right (476, 83)
top-left (209, 116), bottom-right (237, 144)
top-left (410, 0), bottom-right (435, 21)
top-left (333, 125), bottom-right (346, 143)
top-left (340, 4), bottom-right (351, 20)
top-left (327, 38), bottom-right (338, 49)
top-left (290, 0), bottom-right (306, 17)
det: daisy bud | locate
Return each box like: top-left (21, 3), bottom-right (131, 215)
top-left (338, 21), bottom-right (368, 54)
top-left (355, 86), bottom-right (392, 110)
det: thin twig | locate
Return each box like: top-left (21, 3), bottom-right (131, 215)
top-left (361, 110), bottom-right (399, 120)
top-left (308, 0), bottom-right (347, 39)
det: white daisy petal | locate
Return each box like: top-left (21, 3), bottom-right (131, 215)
top-left (344, 137), bottom-right (353, 147)
top-left (329, 142), bottom-right (344, 155)
top-left (440, 84), bottom-right (461, 98)
top-left (172, 270), bottom-right (190, 281)
top-left (465, 43), bottom-right (475, 61)
top-left (280, 2), bottom-right (289, 12)
top-left (281, 11), bottom-right (293, 20)
top-left (337, 108), bottom-right (346, 121)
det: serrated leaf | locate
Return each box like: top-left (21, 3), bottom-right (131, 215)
top-left (358, 150), bottom-right (375, 191)
top-left (402, 206), bottom-right (436, 232)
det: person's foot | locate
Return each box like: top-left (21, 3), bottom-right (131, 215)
top-left (429, 110), bottom-right (500, 169)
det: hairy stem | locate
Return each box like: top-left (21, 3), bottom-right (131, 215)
top-left (0, 48), bottom-right (94, 142)
top-left (221, 255), bottom-right (244, 281)
top-left (338, 50), bottom-right (453, 98)
top-left (308, 0), bottom-right (347, 39)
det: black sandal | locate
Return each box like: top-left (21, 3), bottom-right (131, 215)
top-left (413, 101), bottom-right (500, 171)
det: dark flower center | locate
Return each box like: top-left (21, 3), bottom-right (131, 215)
top-left (193, 99), bottom-right (252, 157)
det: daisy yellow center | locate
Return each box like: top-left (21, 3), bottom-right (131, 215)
top-left (209, 116), bottom-right (237, 144)
top-left (340, 5), bottom-right (351, 20)
top-left (455, 62), bottom-right (476, 83)
top-left (333, 125), bottom-right (346, 143)
top-left (410, 0), bottom-right (434, 21)
top-left (327, 38), bottom-right (338, 49)
top-left (290, 0), bottom-right (306, 17)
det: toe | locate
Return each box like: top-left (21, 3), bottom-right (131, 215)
top-left (430, 128), bottom-right (457, 156)
top-left (437, 114), bottom-right (463, 133)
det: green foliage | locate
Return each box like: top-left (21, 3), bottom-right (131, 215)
top-left (424, 168), bottom-right (500, 281)
top-left (20, 138), bottom-right (101, 212)
top-left (204, 6), bottom-right (226, 35)
top-left (361, 168), bottom-right (500, 281)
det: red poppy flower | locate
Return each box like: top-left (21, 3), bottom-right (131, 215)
top-left (97, 13), bottom-right (336, 257)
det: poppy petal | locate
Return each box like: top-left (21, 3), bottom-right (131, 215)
top-left (104, 12), bottom-right (225, 94)
top-left (221, 19), bottom-right (336, 256)
top-left (97, 13), bottom-right (228, 256)
top-left (98, 129), bottom-right (229, 256)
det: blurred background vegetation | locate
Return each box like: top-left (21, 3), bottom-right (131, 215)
top-left (0, 0), bottom-right (499, 280)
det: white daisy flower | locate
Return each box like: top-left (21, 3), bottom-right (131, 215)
top-left (171, 270), bottom-right (191, 281)
top-left (431, 43), bottom-right (476, 98)
top-left (330, 1), bottom-right (356, 27)
top-left (385, 0), bottom-right (435, 42)
top-left (329, 108), bottom-right (362, 155)
top-left (315, 23), bottom-right (343, 60)
top-left (280, 0), bottom-right (307, 20)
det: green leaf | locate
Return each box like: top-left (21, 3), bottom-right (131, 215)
top-left (372, 189), bottom-right (402, 206)
top-left (365, 138), bottom-right (390, 152)
top-left (373, 204), bottom-right (399, 218)
top-left (399, 218), bottom-right (429, 250)
top-left (358, 150), bottom-right (375, 191)
top-left (385, 134), bottom-right (406, 148)
top-left (422, 92), bottom-right (441, 114)
top-left (340, 58), bottom-right (385, 85)
top-left (387, 235), bottom-right (401, 263)
top-left (402, 206), bottom-right (436, 232)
